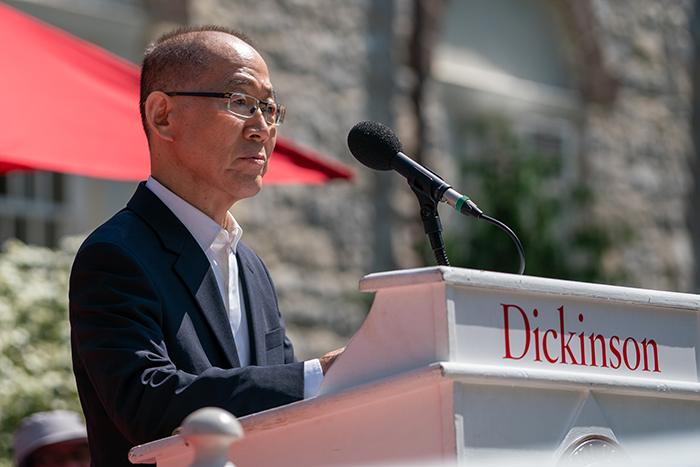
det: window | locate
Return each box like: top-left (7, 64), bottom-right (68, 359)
top-left (0, 172), bottom-right (65, 247)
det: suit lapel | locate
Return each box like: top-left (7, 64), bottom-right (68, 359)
top-left (174, 241), bottom-right (240, 368)
top-left (237, 248), bottom-right (267, 366)
top-left (127, 183), bottom-right (240, 368)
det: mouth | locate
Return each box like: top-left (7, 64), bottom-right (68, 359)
top-left (237, 153), bottom-right (267, 165)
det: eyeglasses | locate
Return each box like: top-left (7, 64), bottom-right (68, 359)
top-left (164, 91), bottom-right (286, 126)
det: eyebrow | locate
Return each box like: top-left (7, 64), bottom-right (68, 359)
top-left (225, 77), bottom-right (254, 87)
top-left (224, 77), bottom-right (275, 99)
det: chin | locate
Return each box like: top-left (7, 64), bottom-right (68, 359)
top-left (234, 178), bottom-right (264, 201)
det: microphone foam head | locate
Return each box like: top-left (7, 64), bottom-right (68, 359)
top-left (347, 121), bottom-right (402, 171)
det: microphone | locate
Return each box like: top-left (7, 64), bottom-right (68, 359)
top-left (347, 121), bottom-right (483, 218)
top-left (347, 120), bottom-right (526, 275)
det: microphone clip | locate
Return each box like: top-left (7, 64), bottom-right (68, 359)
top-left (410, 185), bottom-right (450, 267)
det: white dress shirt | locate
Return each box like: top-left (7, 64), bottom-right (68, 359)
top-left (146, 177), bottom-right (323, 398)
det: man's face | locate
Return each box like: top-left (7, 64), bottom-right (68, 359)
top-left (169, 34), bottom-right (278, 205)
top-left (28, 440), bottom-right (90, 467)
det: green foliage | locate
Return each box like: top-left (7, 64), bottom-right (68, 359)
top-left (0, 238), bottom-right (83, 467)
top-left (444, 117), bottom-right (627, 283)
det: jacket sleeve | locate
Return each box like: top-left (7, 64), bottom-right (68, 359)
top-left (69, 241), bottom-right (304, 444)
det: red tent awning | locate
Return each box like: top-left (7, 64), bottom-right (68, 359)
top-left (0, 2), bottom-right (353, 184)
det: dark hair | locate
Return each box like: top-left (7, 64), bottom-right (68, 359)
top-left (139, 25), bottom-right (255, 139)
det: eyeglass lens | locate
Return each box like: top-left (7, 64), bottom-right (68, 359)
top-left (228, 93), bottom-right (280, 125)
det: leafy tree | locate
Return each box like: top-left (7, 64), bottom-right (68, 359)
top-left (443, 116), bottom-right (628, 283)
top-left (0, 238), bottom-right (82, 466)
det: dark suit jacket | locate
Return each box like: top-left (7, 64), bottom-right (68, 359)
top-left (69, 183), bottom-right (304, 467)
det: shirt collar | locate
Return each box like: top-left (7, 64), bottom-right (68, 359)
top-left (145, 176), bottom-right (243, 253)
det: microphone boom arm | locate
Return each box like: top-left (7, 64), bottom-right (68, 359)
top-left (393, 152), bottom-right (483, 218)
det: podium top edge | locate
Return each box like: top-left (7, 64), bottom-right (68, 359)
top-left (359, 267), bottom-right (700, 311)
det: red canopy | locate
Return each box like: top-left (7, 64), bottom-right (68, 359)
top-left (0, 3), bottom-right (353, 184)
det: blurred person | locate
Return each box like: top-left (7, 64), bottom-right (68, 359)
top-left (13, 410), bottom-right (90, 467)
top-left (69, 25), bottom-right (343, 466)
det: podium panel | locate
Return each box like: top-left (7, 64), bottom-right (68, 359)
top-left (323, 267), bottom-right (699, 394)
top-left (130, 267), bottom-right (700, 466)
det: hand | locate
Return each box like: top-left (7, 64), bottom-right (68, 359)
top-left (319, 347), bottom-right (345, 374)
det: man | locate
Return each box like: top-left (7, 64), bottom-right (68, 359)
top-left (69, 26), bottom-right (342, 466)
top-left (13, 410), bottom-right (90, 467)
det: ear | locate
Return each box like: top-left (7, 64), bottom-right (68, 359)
top-left (145, 91), bottom-right (175, 143)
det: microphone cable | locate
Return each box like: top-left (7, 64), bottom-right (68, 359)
top-left (477, 213), bottom-right (526, 275)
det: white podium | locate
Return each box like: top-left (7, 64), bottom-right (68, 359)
top-left (130, 267), bottom-right (700, 466)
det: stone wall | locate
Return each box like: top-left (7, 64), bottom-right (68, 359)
top-left (584, 0), bottom-right (695, 291)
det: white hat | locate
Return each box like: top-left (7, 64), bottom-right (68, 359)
top-left (13, 410), bottom-right (88, 467)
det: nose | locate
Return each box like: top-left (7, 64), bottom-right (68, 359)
top-left (242, 108), bottom-right (272, 142)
